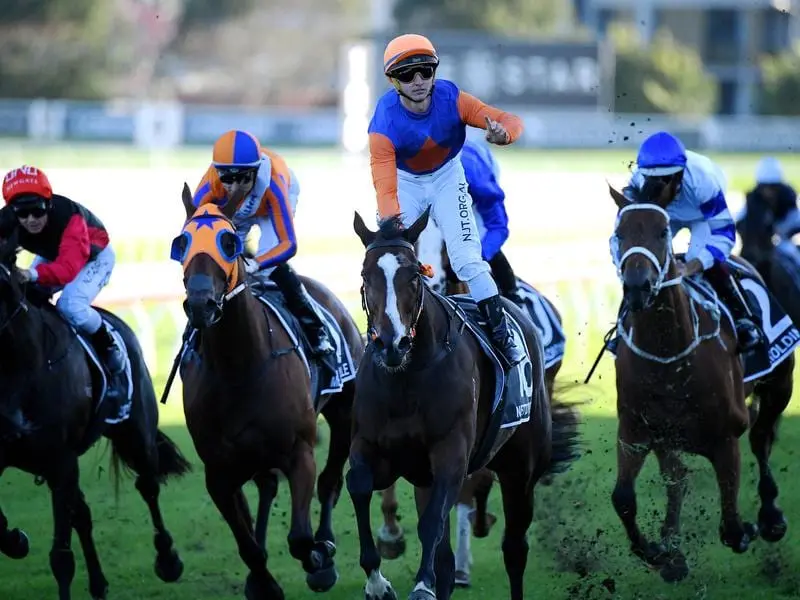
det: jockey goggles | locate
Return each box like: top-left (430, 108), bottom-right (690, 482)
top-left (216, 166), bottom-right (257, 184)
top-left (11, 194), bottom-right (48, 219)
top-left (390, 64), bottom-right (436, 83)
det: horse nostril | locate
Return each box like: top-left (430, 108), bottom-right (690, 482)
top-left (397, 336), bottom-right (412, 352)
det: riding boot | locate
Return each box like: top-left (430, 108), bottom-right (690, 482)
top-left (269, 263), bottom-right (335, 356)
top-left (90, 323), bottom-right (126, 405)
top-left (477, 295), bottom-right (525, 368)
top-left (707, 271), bottom-right (763, 352)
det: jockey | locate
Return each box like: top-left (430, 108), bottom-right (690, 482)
top-left (368, 33), bottom-right (526, 367)
top-left (0, 165), bottom-right (127, 433)
top-left (460, 137), bottom-right (522, 305)
top-left (192, 129), bottom-right (334, 356)
top-left (738, 157), bottom-right (800, 240)
top-left (623, 131), bottom-right (763, 352)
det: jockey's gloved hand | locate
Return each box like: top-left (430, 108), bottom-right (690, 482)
top-left (244, 257), bottom-right (260, 274)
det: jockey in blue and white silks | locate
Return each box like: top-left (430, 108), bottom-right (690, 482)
top-left (460, 138), bottom-right (522, 303)
top-left (623, 131), bottom-right (763, 352)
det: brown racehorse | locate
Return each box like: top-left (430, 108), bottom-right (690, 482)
top-left (172, 188), bottom-right (363, 600)
top-left (346, 209), bottom-right (581, 600)
top-left (377, 232), bottom-right (565, 588)
top-left (608, 182), bottom-right (795, 583)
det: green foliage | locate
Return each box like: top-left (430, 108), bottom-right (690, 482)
top-left (393, 0), bottom-right (571, 35)
top-left (609, 22), bottom-right (717, 116)
top-left (759, 43), bottom-right (800, 115)
top-left (0, 0), bottom-right (98, 22)
top-left (179, 0), bottom-right (261, 27)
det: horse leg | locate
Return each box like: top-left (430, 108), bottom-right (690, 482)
top-left (611, 434), bottom-right (666, 567)
top-left (652, 449), bottom-right (689, 583)
top-left (496, 470), bottom-right (534, 600)
top-left (47, 459), bottom-right (81, 600)
top-left (206, 470), bottom-right (283, 600)
top-left (749, 376), bottom-right (792, 542)
top-left (453, 480), bottom-right (474, 588)
top-left (71, 490), bottom-right (109, 599)
top-left (253, 472), bottom-right (279, 552)
top-left (0, 497), bottom-right (29, 560)
top-left (346, 449), bottom-right (398, 600)
top-left (409, 451), bottom-right (465, 599)
top-left (469, 469), bottom-right (497, 538)
top-left (710, 436), bottom-right (758, 553)
top-left (285, 439), bottom-right (338, 592)
top-left (377, 483), bottom-right (406, 559)
top-left (109, 426), bottom-right (185, 583)
top-left (415, 485), bottom-right (456, 600)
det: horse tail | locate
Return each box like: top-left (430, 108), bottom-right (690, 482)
top-left (154, 429), bottom-right (192, 481)
top-left (544, 381), bottom-right (584, 477)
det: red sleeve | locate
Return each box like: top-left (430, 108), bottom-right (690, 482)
top-left (34, 214), bottom-right (91, 286)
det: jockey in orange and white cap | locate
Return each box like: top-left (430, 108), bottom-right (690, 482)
top-left (191, 130), bottom-right (334, 355)
top-left (368, 33), bottom-right (526, 368)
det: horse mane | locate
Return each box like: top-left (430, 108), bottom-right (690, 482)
top-left (376, 215), bottom-right (407, 241)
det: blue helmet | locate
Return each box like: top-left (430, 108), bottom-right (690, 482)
top-left (636, 131), bottom-right (687, 176)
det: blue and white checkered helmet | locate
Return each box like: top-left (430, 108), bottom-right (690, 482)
top-left (636, 131), bottom-right (687, 176)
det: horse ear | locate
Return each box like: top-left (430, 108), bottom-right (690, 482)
top-left (405, 206), bottom-right (431, 244)
top-left (353, 211), bottom-right (376, 248)
top-left (181, 183), bottom-right (194, 219)
top-left (608, 183), bottom-right (631, 210)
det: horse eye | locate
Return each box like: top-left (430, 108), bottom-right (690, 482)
top-left (660, 228), bottom-right (669, 239)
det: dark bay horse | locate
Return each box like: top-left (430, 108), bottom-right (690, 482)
top-left (737, 196), bottom-right (800, 329)
top-left (0, 230), bottom-right (189, 600)
top-left (347, 209), bottom-right (581, 600)
top-left (377, 225), bottom-right (567, 587)
top-left (608, 182), bottom-right (795, 583)
top-left (172, 187), bottom-right (363, 600)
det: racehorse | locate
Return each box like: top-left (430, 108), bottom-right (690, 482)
top-left (0, 228), bottom-right (190, 600)
top-left (347, 208), bottom-right (581, 600)
top-left (172, 186), bottom-right (363, 600)
top-left (607, 181), bottom-right (796, 583)
top-left (376, 222), bottom-right (567, 582)
top-left (737, 196), bottom-right (800, 330)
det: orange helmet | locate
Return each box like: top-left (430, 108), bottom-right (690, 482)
top-left (383, 34), bottom-right (438, 76)
top-left (211, 130), bottom-right (262, 170)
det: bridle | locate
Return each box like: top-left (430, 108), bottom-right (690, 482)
top-left (360, 238), bottom-right (425, 344)
top-left (0, 264), bottom-right (28, 333)
top-left (610, 203), bottom-right (722, 363)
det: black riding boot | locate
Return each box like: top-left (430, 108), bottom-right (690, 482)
top-left (489, 251), bottom-right (524, 307)
top-left (269, 263), bottom-right (335, 356)
top-left (477, 295), bottom-right (525, 368)
top-left (90, 323), bottom-right (126, 403)
top-left (707, 268), bottom-right (763, 352)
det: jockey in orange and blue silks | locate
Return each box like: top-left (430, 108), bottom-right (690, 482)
top-left (191, 130), bottom-right (334, 355)
top-left (368, 33), bottom-right (526, 368)
top-left (620, 131), bottom-right (762, 352)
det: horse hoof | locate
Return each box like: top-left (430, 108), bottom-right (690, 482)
top-left (408, 587), bottom-right (436, 600)
top-left (377, 535), bottom-right (406, 560)
top-left (155, 550), bottom-right (184, 583)
top-left (721, 522), bottom-right (758, 554)
top-left (759, 510), bottom-right (788, 543)
top-left (306, 564), bottom-right (338, 593)
top-left (659, 555), bottom-right (689, 583)
top-left (633, 541), bottom-right (668, 568)
top-left (365, 571), bottom-right (397, 600)
top-left (90, 579), bottom-right (109, 600)
top-left (246, 572), bottom-right (285, 600)
top-left (454, 569), bottom-right (470, 587)
top-left (0, 529), bottom-right (29, 559)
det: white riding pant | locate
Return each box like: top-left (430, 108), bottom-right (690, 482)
top-left (33, 245), bottom-right (116, 334)
top-left (393, 156), bottom-right (497, 302)
top-left (239, 168), bottom-right (301, 276)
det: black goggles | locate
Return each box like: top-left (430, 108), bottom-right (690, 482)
top-left (390, 65), bottom-right (436, 83)
top-left (13, 202), bottom-right (47, 219)
top-left (217, 169), bottom-right (256, 184)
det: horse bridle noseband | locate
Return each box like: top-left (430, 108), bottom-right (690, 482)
top-left (361, 238), bottom-right (425, 343)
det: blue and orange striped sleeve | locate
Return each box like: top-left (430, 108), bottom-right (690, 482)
top-left (192, 166), bottom-right (226, 207)
top-left (369, 133), bottom-right (400, 219)
top-left (456, 92), bottom-right (523, 144)
top-left (254, 155), bottom-right (298, 268)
